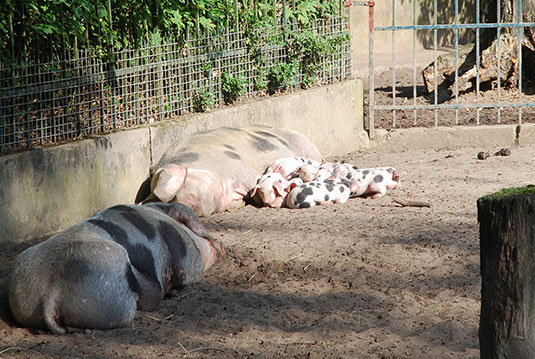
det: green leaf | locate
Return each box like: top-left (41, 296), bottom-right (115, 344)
top-left (198, 16), bottom-right (214, 30)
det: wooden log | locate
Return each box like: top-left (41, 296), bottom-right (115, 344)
top-left (422, 34), bottom-right (521, 94)
top-left (421, 42), bottom-right (475, 93)
top-left (478, 186), bottom-right (535, 359)
top-left (392, 198), bottom-right (431, 208)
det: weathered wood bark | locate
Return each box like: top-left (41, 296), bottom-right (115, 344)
top-left (422, 0), bottom-right (535, 94)
top-left (478, 188), bottom-right (535, 359)
top-left (422, 34), bottom-right (521, 93)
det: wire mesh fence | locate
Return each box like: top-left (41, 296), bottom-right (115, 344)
top-left (0, 6), bottom-right (350, 154)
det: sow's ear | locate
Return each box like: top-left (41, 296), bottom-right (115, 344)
top-left (151, 165), bottom-right (188, 202)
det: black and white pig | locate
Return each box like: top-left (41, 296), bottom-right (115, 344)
top-left (8, 203), bottom-right (222, 335)
top-left (345, 167), bottom-right (407, 198)
top-left (284, 178), bottom-right (362, 209)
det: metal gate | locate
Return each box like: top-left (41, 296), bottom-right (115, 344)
top-left (347, 0), bottom-right (535, 138)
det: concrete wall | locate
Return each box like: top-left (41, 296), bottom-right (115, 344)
top-left (0, 130), bottom-right (152, 243)
top-left (150, 79), bottom-right (366, 163)
top-left (0, 79), bottom-right (365, 244)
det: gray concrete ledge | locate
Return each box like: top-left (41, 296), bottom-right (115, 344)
top-left (366, 124), bottom-right (520, 152)
top-left (0, 129), bottom-right (151, 243)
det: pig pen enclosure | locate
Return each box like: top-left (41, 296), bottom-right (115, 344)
top-left (1, 143), bottom-right (534, 359)
top-left (3, 1), bottom-right (535, 358)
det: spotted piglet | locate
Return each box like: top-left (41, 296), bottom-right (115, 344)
top-left (332, 163), bottom-right (359, 180)
top-left (284, 178), bottom-right (361, 209)
top-left (348, 167), bottom-right (407, 198)
top-left (264, 157), bottom-right (321, 179)
top-left (249, 172), bottom-right (289, 208)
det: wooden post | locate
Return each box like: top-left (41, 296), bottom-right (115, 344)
top-left (478, 186), bottom-right (535, 359)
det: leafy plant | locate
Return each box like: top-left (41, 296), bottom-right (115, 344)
top-left (267, 63), bottom-right (299, 93)
top-left (222, 71), bottom-right (246, 104)
top-left (193, 86), bottom-right (215, 112)
top-left (254, 67), bottom-right (269, 92)
top-left (290, 30), bottom-right (331, 87)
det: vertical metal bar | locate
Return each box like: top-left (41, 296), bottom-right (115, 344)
top-left (391, 0), bottom-right (396, 128)
top-left (24, 59), bottom-right (31, 148)
top-left (156, 38), bottom-right (163, 122)
top-left (282, 0), bottom-right (287, 27)
top-left (134, 48), bottom-right (140, 124)
top-left (88, 54), bottom-right (94, 133)
top-left (412, 0), bottom-right (417, 125)
top-left (38, 59), bottom-right (44, 145)
top-left (497, 0), bottom-right (502, 123)
top-left (518, 0), bottom-right (523, 124)
top-left (111, 63), bottom-right (117, 131)
top-left (99, 60), bottom-right (105, 132)
top-left (476, 0), bottom-right (481, 125)
top-left (107, 0), bottom-right (113, 47)
top-left (454, 0), bottom-right (459, 125)
top-left (144, 45), bottom-right (150, 124)
top-left (368, 1), bottom-right (375, 139)
top-left (8, 12), bottom-right (15, 59)
top-left (51, 48), bottom-right (57, 142)
top-left (74, 40), bottom-right (82, 137)
top-left (235, 0), bottom-right (239, 32)
top-left (433, 0), bottom-right (438, 126)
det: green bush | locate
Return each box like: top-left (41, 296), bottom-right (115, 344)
top-left (193, 86), bottom-right (215, 112)
top-left (268, 63), bottom-right (299, 93)
top-left (1, 0), bottom-right (347, 63)
top-left (222, 71), bottom-right (247, 104)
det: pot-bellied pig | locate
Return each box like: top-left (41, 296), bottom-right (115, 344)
top-left (8, 203), bottom-right (222, 335)
top-left (142, 125), bottom-right (322, 216)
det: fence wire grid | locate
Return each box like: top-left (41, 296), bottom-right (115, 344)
top-left (0, 12), bottom-right (350, 154)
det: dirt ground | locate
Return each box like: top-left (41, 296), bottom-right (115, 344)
top-left (1, 140), bottom-right (534, 358)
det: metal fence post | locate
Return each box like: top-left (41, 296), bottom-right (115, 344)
top-left (344, 0), bottom-right (375, 138)
top-left (368, 1), bottom-right (375, 139)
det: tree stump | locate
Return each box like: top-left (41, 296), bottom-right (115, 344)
top-left (478, 186), bottom-right (535, 359)
top-left (422, 33), bottom-right (524, 94)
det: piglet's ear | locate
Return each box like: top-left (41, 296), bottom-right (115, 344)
top-left (392, 170), bottom-right (407, 182)
top-left (273, 182), bottom-right (287, 196)
top-left (152, 164), bottom-right (188, 202)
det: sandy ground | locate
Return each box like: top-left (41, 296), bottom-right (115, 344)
top-left (1, 141), bottom-right (534, 358)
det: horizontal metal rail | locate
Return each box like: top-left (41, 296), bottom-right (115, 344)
top-left (375, 102), bottom-right (535, 111)
top-left (375, 22), bottom-right (535, 31)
